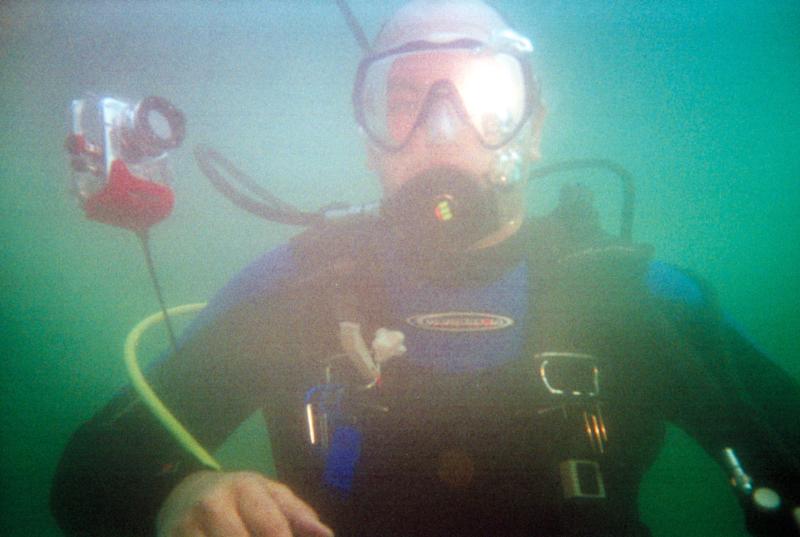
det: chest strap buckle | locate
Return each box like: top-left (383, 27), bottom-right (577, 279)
top-left (560, 459), bottom-right (606, 499)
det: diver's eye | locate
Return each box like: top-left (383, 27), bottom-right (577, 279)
top-left (387, 85), bottom-right (424, 115)
top-left (387, 97), bottom-right (419, 115)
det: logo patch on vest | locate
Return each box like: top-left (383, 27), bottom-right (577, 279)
top-left (406, 312), bottom-right (514, 332)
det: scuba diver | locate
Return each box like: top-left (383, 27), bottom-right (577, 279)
top-left (51, 1), bottom-right (800, 536)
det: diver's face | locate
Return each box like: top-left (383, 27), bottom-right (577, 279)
top-left (366, 51), bottom-right (500, 196)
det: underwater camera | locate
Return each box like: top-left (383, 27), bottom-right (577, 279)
top-left (66, 95), bottom-right (186, 231)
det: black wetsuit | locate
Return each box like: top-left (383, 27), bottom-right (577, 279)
top-left (50, 219), bottom-right (800, 536)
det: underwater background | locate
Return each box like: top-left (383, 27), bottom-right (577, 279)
top-left (1, 1), bottom-right (797, 535)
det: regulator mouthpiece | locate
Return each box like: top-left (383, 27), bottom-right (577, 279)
top-left (381, 167), bottom-right (499, 254)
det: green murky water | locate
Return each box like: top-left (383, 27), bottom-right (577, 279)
top-left (1, 1), bottom-right (797, 535)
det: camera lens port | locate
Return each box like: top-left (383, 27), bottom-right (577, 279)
top-left (129, 96), bottom-right (186, 158)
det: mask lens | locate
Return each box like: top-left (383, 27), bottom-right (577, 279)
top-left (360, 53), bottom-right (424, 148)
top-left (357, 47), bottom-right (530, 150)
top-left (458, 52), bottom-right (527, 146)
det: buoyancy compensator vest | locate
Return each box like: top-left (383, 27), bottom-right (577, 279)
top-left (195, 146), bottom-right (800, 535)
top-left (285, 182), bottom-right (683, 537)
top-left (283, 182), bottom-right (800, 537)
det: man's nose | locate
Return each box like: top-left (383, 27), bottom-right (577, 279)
top-left (423, 97), bottom-right (465, 145)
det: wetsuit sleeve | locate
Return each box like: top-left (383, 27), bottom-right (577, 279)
top-left (49, 244), bottom-right (322, 537)
top-left (717, 321), bottom-right (800, 536)
top-left (648, 262), bottom-right (800, 535)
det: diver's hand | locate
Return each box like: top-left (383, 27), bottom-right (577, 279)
top-left (156, 470), bottom-right (334, 537)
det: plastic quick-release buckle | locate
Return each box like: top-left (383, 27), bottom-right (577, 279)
top-left (535, 352), bottom-right (600, 397)
top-left (532, 352), bottom-right (609, 454)
top-left (559, 459), bottom-right (606, 499)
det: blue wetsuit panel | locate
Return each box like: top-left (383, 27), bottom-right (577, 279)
top-left (384, 262), bottom-right (530, 373)
top-left (645, 261), bottom-right (770, 357)
top-left (645, 260), bottom-right (704, 308)
top-left (382, 258), bottom-right (753, 374)
top-left (187, 249), bottom-right (747, 372)
top-left (178, 243), bottom-right (299, 345)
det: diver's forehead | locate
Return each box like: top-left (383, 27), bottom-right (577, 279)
top-left (373, 0), bottom-right (512, 55)
top-left (387, 51), bottom-right (468, 88)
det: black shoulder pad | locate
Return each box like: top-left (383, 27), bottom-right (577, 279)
top-left (290, 213), bottom-right (383, 277)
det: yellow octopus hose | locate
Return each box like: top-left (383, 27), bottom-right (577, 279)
top-left (123, 302), bottom-right (222, 471)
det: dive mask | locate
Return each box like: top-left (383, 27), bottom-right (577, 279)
top-left (353, 36), bottom-right (539, 152)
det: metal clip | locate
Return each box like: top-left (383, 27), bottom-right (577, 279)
top-left (304, 382), bottom-right (343, 451)
top-left (582, 404), bottom-right (608, 454)
top-left (722, 447), bottom-right (754, 495)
